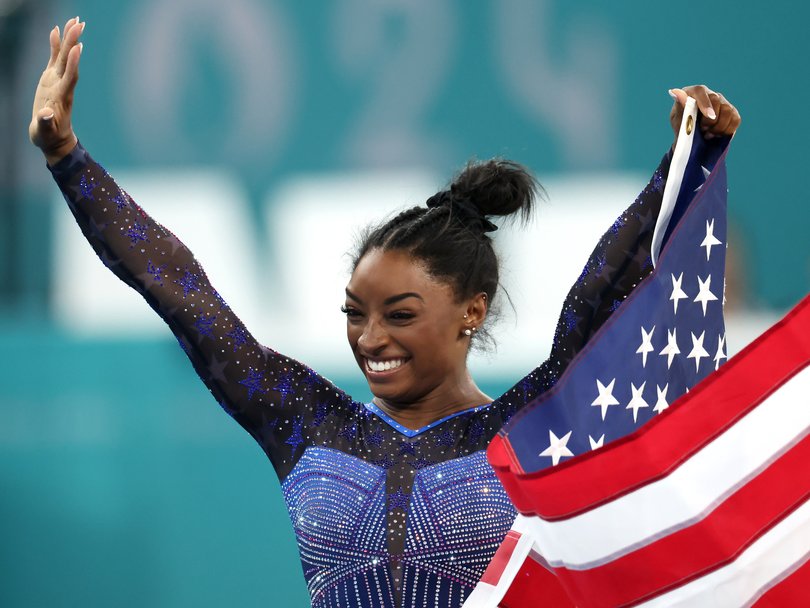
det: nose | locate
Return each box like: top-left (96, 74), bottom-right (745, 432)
top-left (357, 318), bottom-right (388, 354)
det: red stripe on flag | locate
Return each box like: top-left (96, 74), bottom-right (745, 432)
top-left (479, 530), bottom-right (522, 586)
top-left (549, 435), bottom-right (810, 608)
top-left (751, 553), bottom-right (810, 607)
top-left (499, 554), bottom-right (576, 608)
top-left (490, 295), bottom-right (810, 520)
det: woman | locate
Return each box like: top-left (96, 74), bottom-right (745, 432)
top-left (30, 18), bottom-right (740, 608)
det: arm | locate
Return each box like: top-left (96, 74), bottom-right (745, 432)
top-left (31, 19), bottom-right (357, 480)
top-left (492, 85), bottom-right (741, 421)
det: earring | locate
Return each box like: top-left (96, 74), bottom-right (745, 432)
top-left (472, 327), bottom-right (477, 333)
top-left (463, 329), bottom-right (472, 336)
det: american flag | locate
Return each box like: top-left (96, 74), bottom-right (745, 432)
top-left (464, 100), bottom-right (810, 606)
top-left (501, 98), bottom-right (729, 475)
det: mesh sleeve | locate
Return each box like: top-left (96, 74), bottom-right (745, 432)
top-left (48, 143), bottom-right (359, 479)
top-left (492, 148), bottom-right (673, 420)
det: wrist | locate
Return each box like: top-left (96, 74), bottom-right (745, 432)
top-left (43, 133), bottom-right (78, 167)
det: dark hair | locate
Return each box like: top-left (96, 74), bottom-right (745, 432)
top-left (352, 158), bottom-right (541, 347)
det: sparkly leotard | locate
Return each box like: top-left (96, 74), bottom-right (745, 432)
top-left (49, 144), bottom-right (671, 608)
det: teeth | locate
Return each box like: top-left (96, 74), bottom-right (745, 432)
top-left (367, 358), bottom-right (404, 372)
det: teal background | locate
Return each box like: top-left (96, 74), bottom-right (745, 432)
top-left (1, 1), bottom-right (808, 606)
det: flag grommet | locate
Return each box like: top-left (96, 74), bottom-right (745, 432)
top-left (686, 114), bottom-right (694, 135)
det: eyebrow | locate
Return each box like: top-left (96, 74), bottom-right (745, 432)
top-left (345, 289), bottom-right (424, 306)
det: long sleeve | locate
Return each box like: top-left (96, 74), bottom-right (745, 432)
top-left (492, 148), bottom-right (673, 419)
top-left (48, 143), bottom-right (359, 480)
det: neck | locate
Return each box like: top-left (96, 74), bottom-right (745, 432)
top-left (373, 374), bottom-right (492, 430)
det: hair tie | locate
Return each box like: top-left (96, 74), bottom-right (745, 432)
top-left (425, 191), bottom-right (498, 233)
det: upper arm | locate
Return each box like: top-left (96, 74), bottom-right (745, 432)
top-left (492, 149), bottom-right (673, 421)
top-left (49, 144), bottom-right (358, 478)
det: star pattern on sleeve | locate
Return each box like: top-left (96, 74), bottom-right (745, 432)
top-left (273, 371), bottom-right (296, 407)
top-left (78, 173), bottom-right (97, 201)
top-left (137, 260), bottom-right (166, 289)
top-left (124, 221), bottom-right (150, 246)
top-left (225, 324), bottom-right (248, 351)
top-left (193, 314), bottom-right (217, 341)
top-left (239, 368), bottom-right (267, 400)
top-left (207, 354), bottom-right (228, 383)
top-left (112, 191), bottom-right (129, 212)
top-left (285, 416), bottom-right (305, 453)
top-left (175, 268), bottom-right (202, 297)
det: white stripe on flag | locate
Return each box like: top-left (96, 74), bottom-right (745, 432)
top-left (652, 97), bottom-right (696, 267)
top-left (514, 365), bottom-right (810, 568)
top-left (637, 498), bottom-right (810, 608)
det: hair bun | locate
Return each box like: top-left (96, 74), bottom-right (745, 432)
top-left (450, 159), bottom-right (539, 224)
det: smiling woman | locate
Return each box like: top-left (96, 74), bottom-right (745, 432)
top-left (343, 158), bottom-right (538, 430)
top-left (29, 17), bottom-right (740, 608)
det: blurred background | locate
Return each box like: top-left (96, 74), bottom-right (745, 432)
top-left (1, 0), bottom-right (808, 606)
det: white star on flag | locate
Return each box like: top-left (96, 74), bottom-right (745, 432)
top-left (659, 328), bottom-right (680, 368)
top-left (589, 434), bottom-right (605, 450)
top-left (539, 430), bottom-right (574, 466)
top-left (693, 165), bottom-right (711, 191)
top-left (636, 325), bottom-right (655, 368)
top-left (653, 383), bottom-right (669, 414)
top-left (670, 272), bottom-right (688, 314)
top-left (591, 379), bottom-right (620, 420)
top-left (625, 381), bottom-right (650, 423)
top-left (701, 218), bottom-right (722, 260)
top-left (714, 334), bottom-right (727, 370)
top-left (687, 331), bottom-right (710, 372)
top-left (694, 274), bottom-right (718, 316)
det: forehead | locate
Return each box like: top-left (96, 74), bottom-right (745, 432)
top-left (347, 249), bottom-right (453, 301)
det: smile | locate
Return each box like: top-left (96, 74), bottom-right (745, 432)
top-left (365, 358), bottom-right (407, 373)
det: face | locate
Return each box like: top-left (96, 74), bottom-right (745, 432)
top-left (344, 249), bottom-right (475, 407)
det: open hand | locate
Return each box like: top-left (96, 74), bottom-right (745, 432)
top-left (669, 85), bottom-right (741, 141)
top-left (29, 17), bottom-right (85, 165)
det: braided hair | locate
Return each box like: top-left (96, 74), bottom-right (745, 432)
top-left (352, 159), bottom-right (541, 347)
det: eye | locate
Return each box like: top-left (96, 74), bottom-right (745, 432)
top-left (340, 304), bottom-right (362, 318)
top-left (389, 310), bottom-right (415, 321)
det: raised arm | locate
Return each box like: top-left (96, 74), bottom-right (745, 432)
top-left (30, 19), bottom-right (358, 480)
top-left (492, 85), bottom-right (741, 421)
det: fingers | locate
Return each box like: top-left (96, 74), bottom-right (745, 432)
top-left (47, 26), bottom-right (60, 68)
top-left (64, 41), bottom-right (83, 87)
top-left (671, 85), bottom-right (741, 139)
top-left (686, 85), bottom-right (717, 120)
top-left (55, 17), bottom-right (84, 76)
top-left (669, 88), bottom-right (688, 107)
top-left (36, 106), bottom-right (58, 132)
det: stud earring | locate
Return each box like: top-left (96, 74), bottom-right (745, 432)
top-left (463, 329), bottom-right (472, 336)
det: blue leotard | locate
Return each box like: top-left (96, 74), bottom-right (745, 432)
top-left (49, 143), bottom-right (670, 607)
